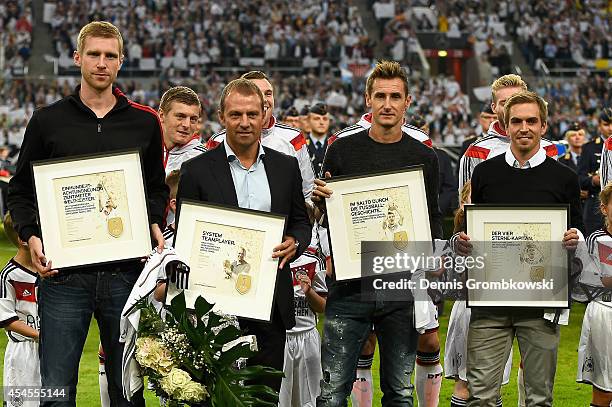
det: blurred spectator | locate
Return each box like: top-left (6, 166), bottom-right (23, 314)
top-left (373, 0), bottom-right (396, 39)
top-left (281, 106), bottom-right (301, 129)
top-left (509, 0), bottom-right (609, 70)
top-left (2, 0), bottom-right (33, 77)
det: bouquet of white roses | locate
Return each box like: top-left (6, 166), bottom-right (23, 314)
top-left (135, 292), bottom-right (282, 406)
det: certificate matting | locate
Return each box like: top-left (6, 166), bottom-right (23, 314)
top-left (169, 200), bottom-right (286, 322)
top-left (32, 150), bottom-right (151, 269)
top-left (326, 166), bottom-right (432, 281)
top-left (465, 205), bottom-right (569, 307)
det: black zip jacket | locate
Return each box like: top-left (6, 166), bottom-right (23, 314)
top-left (7, 86), bottom-right (169, 242)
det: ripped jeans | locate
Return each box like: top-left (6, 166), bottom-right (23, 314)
top-left (317, 283), bottom-right (417, 406)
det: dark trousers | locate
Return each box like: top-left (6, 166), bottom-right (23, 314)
top-left (317, 286), bottom-right (417, 406)
top-left (583, 195), bottom-right (604, 236)
top-left (39, 264), bottom-right (144, 407)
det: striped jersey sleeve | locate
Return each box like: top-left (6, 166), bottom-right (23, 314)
top-left (458, 142), bottom-right (490, 193)
top-left (0, 261), bottom-right (19, 326)
top-left (600, 137), bottom-right (612, 189)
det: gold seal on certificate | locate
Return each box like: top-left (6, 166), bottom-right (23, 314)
top-left (107, 217), bottom-right (124, 237)
top-left (393, 231), bottom-right (409, 251)
top-left (235, 274), bottom-right (252, 295)
top-left (530, 266), bottom-right (545, 282)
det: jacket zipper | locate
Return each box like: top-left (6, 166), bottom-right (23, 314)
top-left (98, 122), bottom-right (101, 133)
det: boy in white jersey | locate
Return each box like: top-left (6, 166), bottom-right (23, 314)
top-left (280, 223), bottom-right (327, 406)
top-left (575, 183), bottom-right (612, 407)
top-left (0, 213), bottom-right (40, 407)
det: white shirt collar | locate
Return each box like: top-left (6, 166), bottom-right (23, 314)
top-left (223, 141), bottom-right (265, 163)
top-left (504, 147), bottom-right (546, 169)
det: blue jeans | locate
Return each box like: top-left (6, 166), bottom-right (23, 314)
top-left (317, 283), bottom-right (417, 406)
top-left (38, 262), bottom-right (144, 406)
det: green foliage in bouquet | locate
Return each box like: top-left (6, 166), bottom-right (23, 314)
top-left (136, 292), bottom-right (283, 406)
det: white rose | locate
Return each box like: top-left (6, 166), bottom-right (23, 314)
top-left (159, 368), bottom-right (191, 396)
top-left (181, 381), bottom-right (208, 402)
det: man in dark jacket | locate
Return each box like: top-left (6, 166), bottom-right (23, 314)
top-left (577, 108), bottom-right (612, 235)
top-left (306, 103), bottom-right (331, 177)
top-left (177, 78), bottom-right (311, 391)
top-left (7, 21), bottom-right (167, 406)
top-left (558, 122), bottom-right (585, 172)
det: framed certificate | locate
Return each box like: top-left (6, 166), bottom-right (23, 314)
top-left (325, 166), bottom-right (432, 281)
top-left (168, 200), bottom-right (286, 322)
top-left (32, 150), bottom-right (152, 269)
top-left (465, 204), bottom-right (569, 308)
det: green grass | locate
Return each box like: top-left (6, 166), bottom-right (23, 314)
top-left (0, 230), bottom-right (592, 405)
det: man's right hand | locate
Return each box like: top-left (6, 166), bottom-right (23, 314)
top-left (28, 236), bottom-right (58, 278)
top-left (592, 174), bottom-right (600, 187)
top-left (312, 171), bottom-right (333, 211)
top-left (455, 232), bottom-right (473, 256)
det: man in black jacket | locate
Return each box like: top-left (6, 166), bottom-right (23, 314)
top-left (456, 91), bottom-right (581, 406)
top-left (306, 103), bottom-right (331, 177)
top-left (177, 78), bottom-right (311, 391)
top-left (577, 108), bottom-right (612, 235)
top-left (7, 22), bottom-right (167, 406)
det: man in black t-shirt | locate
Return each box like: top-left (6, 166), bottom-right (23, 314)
top-left (455, 91), bottom-right (581, 407)
top-left (313, 60), bottom-right (442, 406)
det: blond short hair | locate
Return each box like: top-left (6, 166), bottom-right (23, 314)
top-left (3, 212), bottom-right (19, 248)
top-left (77, 21), bottom-right (124, 56)
top-left (159, 86), bottom-right (201, 115)
top-left (600, 183), bottom-right (612, 226)
top-left (601, 183), bottom-right (612, 207)
top-left (564, 129), bottom-right (585, 142)
top-left (503, 91), bottom-right (548, 128)
top-left (218, 78), bottom-right (265, 114)
top-left (491, 74), bottom-right (527, 102)
top-left (365, 60), bottom-right (409, 97)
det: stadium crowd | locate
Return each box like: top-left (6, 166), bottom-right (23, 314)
top-left (1, 0), bottom-right (33, 76)
top-left (0, 72), bottom-right (474, 158)
top-left (2, 69), bottom-right (612, 171)
top-left (509, 0), bottom-right (611, 70)
top-left (46, 0), bottom-right (372, 70)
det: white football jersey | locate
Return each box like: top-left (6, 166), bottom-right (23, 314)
top-left (0, 259), bottom-right (39, 342)
top-left (164, 136), bottom-right (207, 175)
top-left (574, 229), bottom-right (612, 304)
top-left (458, 121), bottom-right (561, 192)
top-left (288, 226), bottom-right (328, 333)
